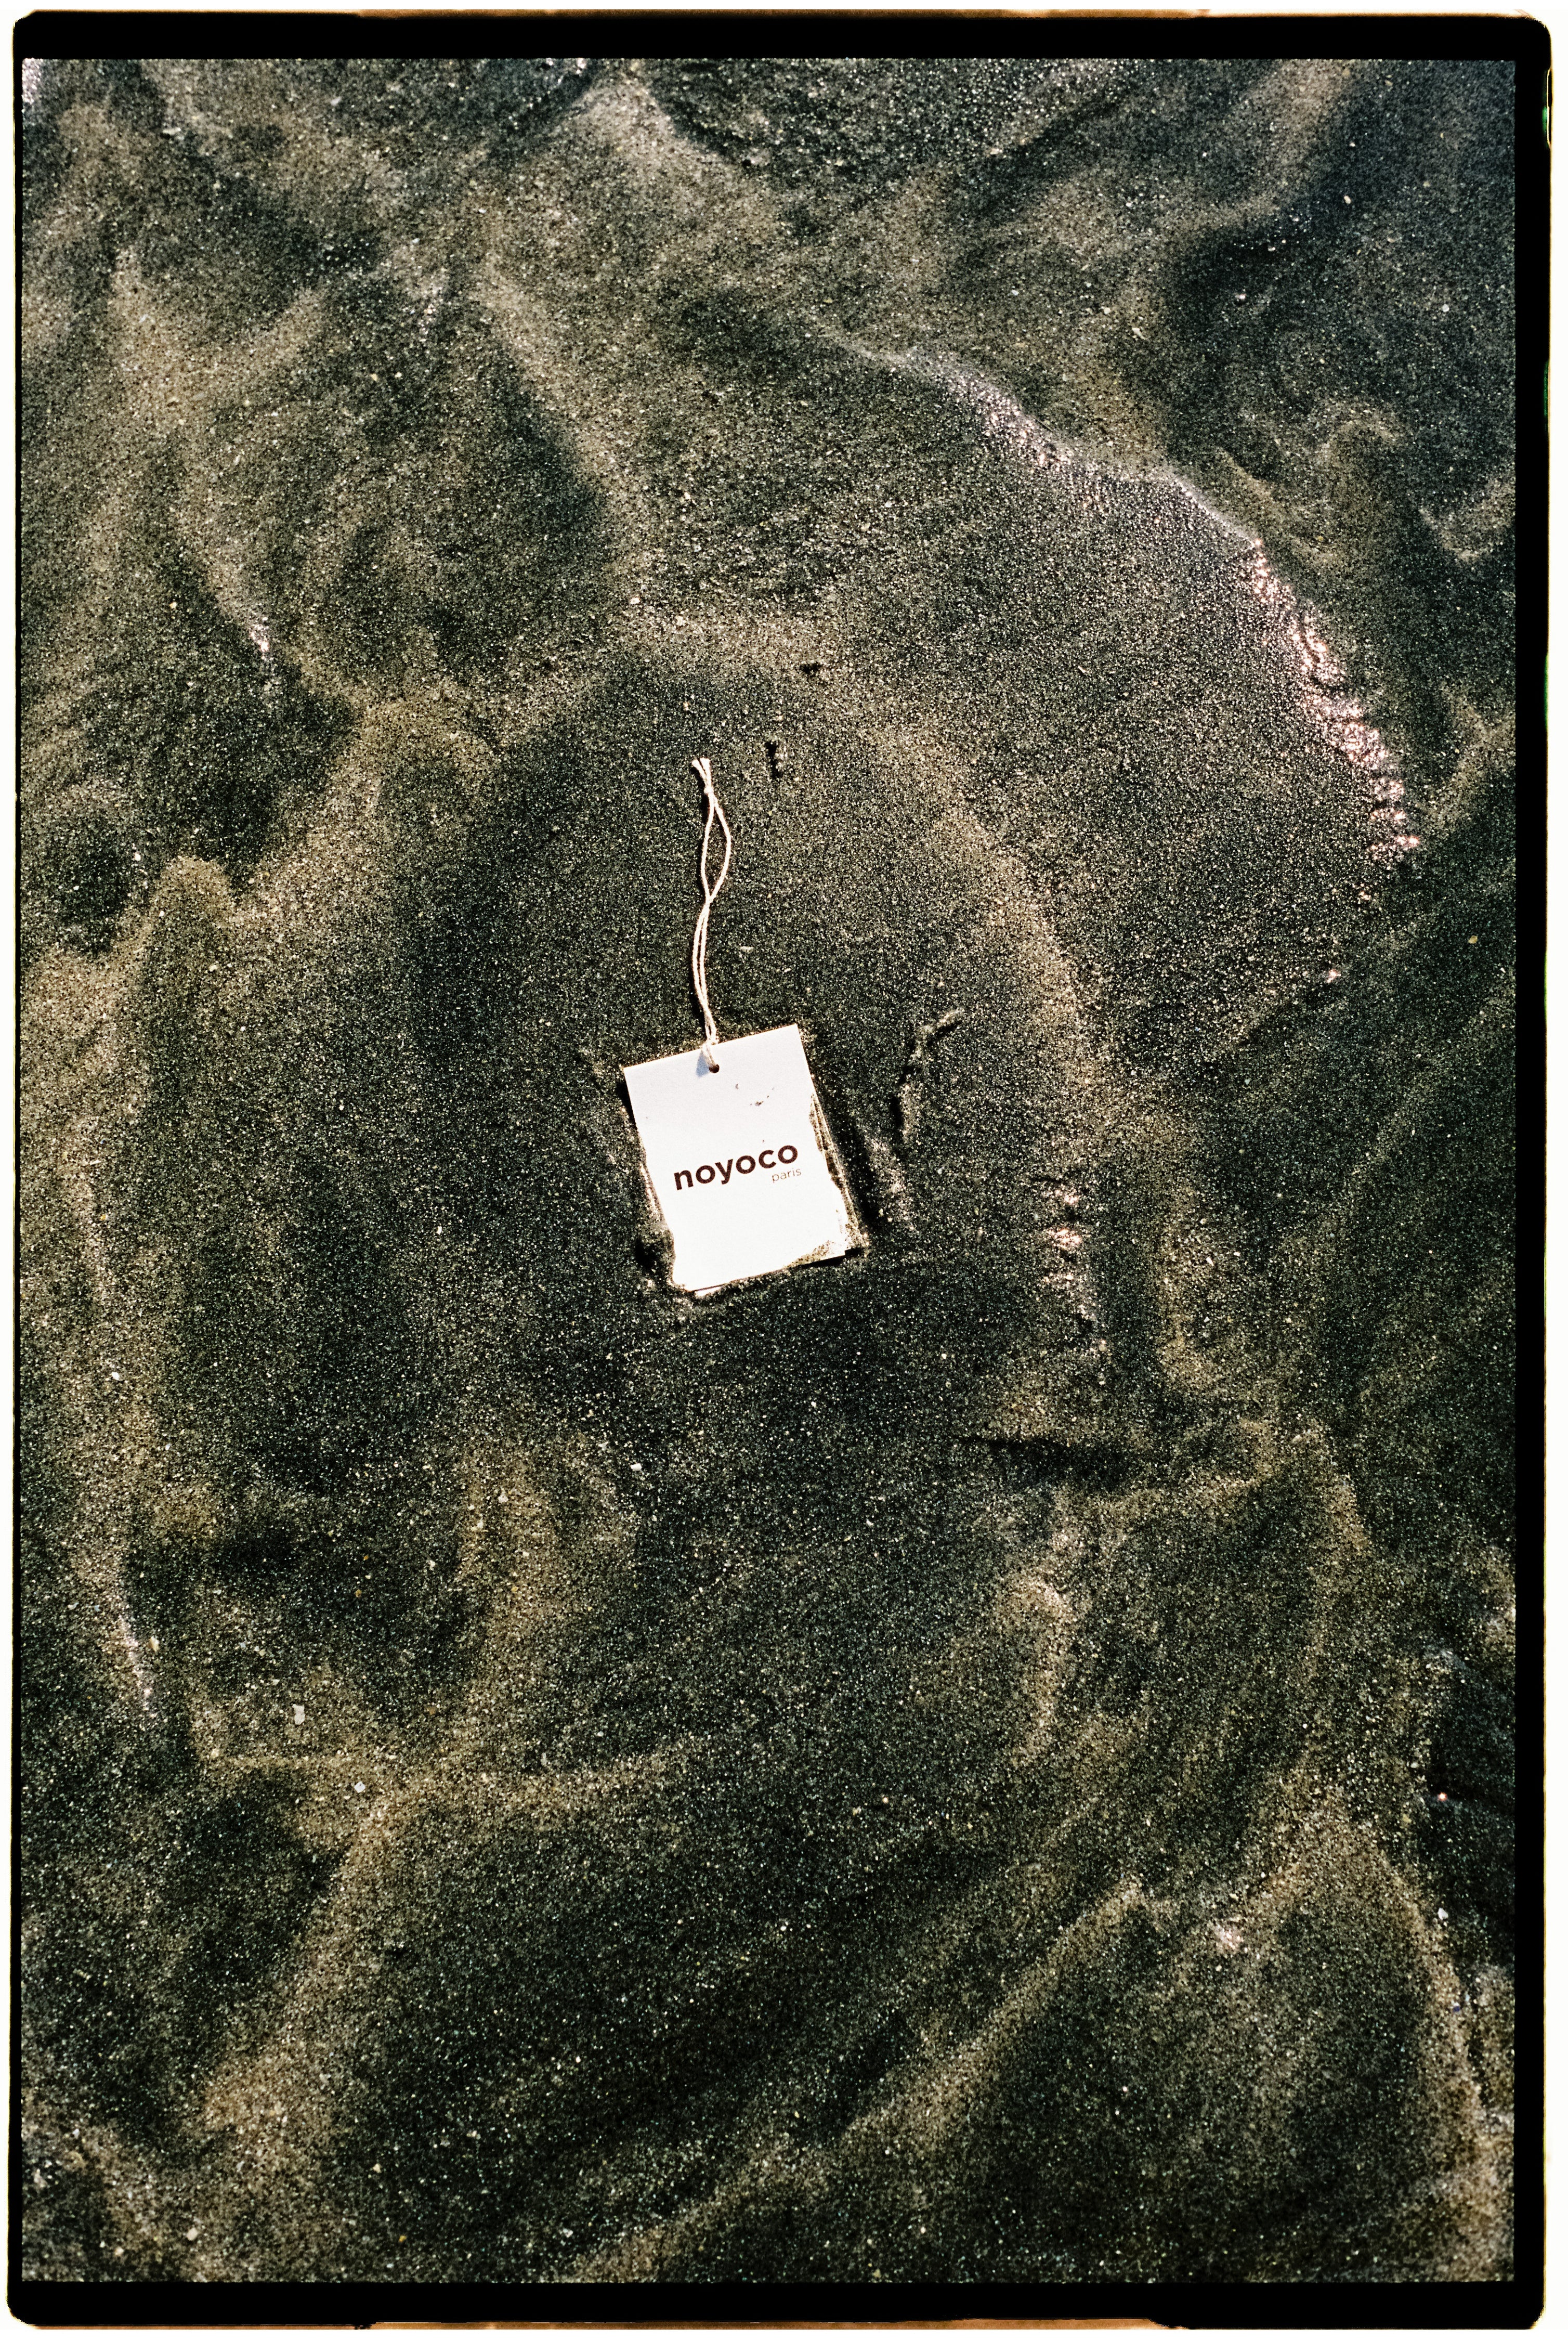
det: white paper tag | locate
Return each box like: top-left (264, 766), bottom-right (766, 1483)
top-left (622, 1025), bottom-right (863, 1295)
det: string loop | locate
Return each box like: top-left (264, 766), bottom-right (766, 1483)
top-left (690, 757), bottom-right (734, 1070)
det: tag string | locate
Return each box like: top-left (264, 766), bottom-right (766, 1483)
top-left (690, 756), bottom-right (734, 1070)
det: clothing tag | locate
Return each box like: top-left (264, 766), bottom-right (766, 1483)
top-left (623, 1024), bottom-right (863, 1295)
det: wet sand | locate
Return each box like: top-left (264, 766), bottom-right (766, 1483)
top-left (18, 47), bottom-right (1522, 2308)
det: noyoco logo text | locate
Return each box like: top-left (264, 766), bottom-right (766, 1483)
top-left (673, 1145), bottom-right (799, 1192)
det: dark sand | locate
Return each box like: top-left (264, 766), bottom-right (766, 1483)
top-left (18, 51), bottom-right (1520, 2296)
